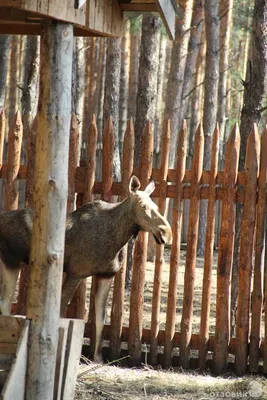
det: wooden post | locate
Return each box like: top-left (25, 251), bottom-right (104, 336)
top-left (180, 123), bottom-right (204, 369)
top-left (213, 124), bottom-right (240, 375)
top-left (0, 109), bottom-right (6, 168)
top-left (67, 114), bottom-right (79, 214)
top-left (199, 124), bottom-right (220, 369)
top-left (150, 120), bottom-right (170, 365)
top-left (128, 121), bottom-right (153, 365)
top-left (163, 121), bottom-right (187, 367)
top-left (5, 111), bottom-right (23, 211)
top-left (250, 127), bottom-right (267, 373)
top-left (110, 118), bottom-right (134, 360)
top-left (235, 125), bottom-right (260, 376)
top-left (26, 20), bottom-right (73, 400)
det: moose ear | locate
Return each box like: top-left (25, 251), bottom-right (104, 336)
top-left (144, 180), bottom-right (155, 196)
top-left (129, 176), bottom-right (141, 193)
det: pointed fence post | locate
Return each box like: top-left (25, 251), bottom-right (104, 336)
top-left (250, 126), bottom-right (267, 373)
top-left (26, 20), bottom-right (73, 399)
top-left (163, 121), bottom-right (187, 367)
top-left (180, 123), bottom-right (204, 369)
top-left (5, 111), bottom-right (23, 211)
top-left (213, 123), bottom-right (240, 375)
top-left (199, 124), bottom-right (220, 369)
top-left (235, 124), bottom-right (260, 376)
top-left (110, 118), bottom-right (134, 360)
top-left (0, 109), bottom-right (6, 169)
top-left (128, 121), bottom-right (153, 366)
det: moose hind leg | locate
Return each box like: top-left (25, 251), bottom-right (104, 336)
top-left (0, 262), bottom-right (20, 315)
top-left (94, 276), bottom-right (113, 362)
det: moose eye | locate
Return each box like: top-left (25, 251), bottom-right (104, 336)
top-left (141, 204), bottom-right (148, 211)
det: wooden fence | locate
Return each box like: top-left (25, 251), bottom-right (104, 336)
top-left (2, 109), bottom-right (267, 375)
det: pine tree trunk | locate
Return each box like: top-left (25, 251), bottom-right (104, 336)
top-left (128, 22), bottom-right (141, 122)
top-left (119, 19), bottom-right (130, 158)
top-left (8, 36), bottom-right (20, 126)
top-left (197, 0), bottom-right (220, 256)
top-left (0, 36), bottom-right (11, 109)
top-left (164, 0), bottom-right (194, 167)
top-left (180, 0), bottom-right (204, 123)
top-left (72, 36), bottom-right (85, 149)
top-left (103, 37), bottom-right (122, 181)
top-left (134, 15), bottom-right (161, 166)
top-left (231, 0), bottom-right (267, 335)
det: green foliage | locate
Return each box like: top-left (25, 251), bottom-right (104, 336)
top-left (129, 14), bottom-right (143, 35)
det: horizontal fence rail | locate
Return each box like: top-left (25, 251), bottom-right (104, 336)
top-left (2, 110), bottom-right (266, 375)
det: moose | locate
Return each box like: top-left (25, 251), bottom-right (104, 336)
top-left (0, 176), bottom-right (172, 361)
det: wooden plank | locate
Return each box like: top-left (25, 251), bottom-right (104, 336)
top-left (180, 123), bottom-right (204, 369)
top-left (150, 120), bottom-right (170, 365)
top-left (60, 319), bottom-right (85, 400)
top-left (250, 127), bottom-right (267, 373)
top-left (235, 125), bottom-right (260, 376)
top-left (1, 320), bottom-right (29, 400)
top-left (128, 121), bottom-right (153, 366)
top-left (213, 124), bottom-right (240, 375)
top-left (84, 114), bottom-right (98, 204)
top-left (163, 121), bottom-right (187, 367)
top-left (25, 21), bottom-right (73, 400)
top-left (53, 326), bottom-right (67, 400)
top-left (5, 111), bottom-right (23, 211)
top-left (110, 118), bottom-right (135, 360)
top-left (155, 0), bottom-right (177, 39)
top-left (198, 124), bottom-right (220, 369)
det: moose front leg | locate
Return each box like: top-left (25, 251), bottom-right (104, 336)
top-left (60, 275), bottom-right (81, 316)
top-left (0, 262), bottom-right (20, 315)
top-left (94, 275), bottom-right (113, 362)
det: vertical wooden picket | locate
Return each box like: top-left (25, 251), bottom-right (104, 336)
top-left (213, 124), bottom-right (240, 375)
top-left (89, 117), bottom-right (114, 357)
top-left (199, 124), bottom-right (220, 368)
top-left (67, 114), bottom-right (79, 214)
top-left (250, 127), bottom-right (267, 372)
top-left (235, 124), bottom-right (260, 376)
top-left (128, 121), bottom-right (153, 365)
top-left (180, 123), bottom-right (204, 369)
top-left (110, 118), bottom-right (134, 360)
top-left (0, 109), bottom-right (5, 168)
top-left (5, 111), bottom-right (23, 211)
top-left (150, 120), bottom-right (170, 365)
top-left (163, 121), bottom-right (187, 367)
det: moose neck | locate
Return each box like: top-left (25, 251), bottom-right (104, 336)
top-left (109, 196), bottom-right (140, 252)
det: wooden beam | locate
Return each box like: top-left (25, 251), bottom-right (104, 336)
top-left (26, 20), bottom-right (73, 400)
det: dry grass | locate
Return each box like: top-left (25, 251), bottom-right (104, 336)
top-left (75, 359), bottom-right (267, 400)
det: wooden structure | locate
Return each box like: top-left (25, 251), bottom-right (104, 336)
top-left (0, 1), bottom-right (178, 398)
top-left (3, 112), bottom-right (266, 376)
top-left (0, 0), bottom-right (178, 38)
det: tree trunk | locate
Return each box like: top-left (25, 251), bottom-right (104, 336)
top-left (103, 37), bottom-right (122, 181)
top-left (164, 0), bottom-right (194, 167)
top-left (119, 19), bottom-right (130, 158)
top-left (72, 36), bottom-right (84, 151)
top-left (26, 20), bottom-right (73, 400)
top-left (217, 0), bottom-right (233, 140)
top-left (8, 36), bottom-right (20, 126)
top-left (134, 14), bottom-right (161, 166)
top-left (0, 36), bottom-right (11, 109)
top-left (180, 0), bottom-right (204, 124)
top-left (128, 20), bottom-right (141, 122)
top-left (231, 0), bottom-right (267, 335)
top-left (197, 0), bottom-right (220, 256)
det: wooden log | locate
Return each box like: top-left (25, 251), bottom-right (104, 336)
top-left (150, 120), bottom-right (170, 365)
top-left (199, 124), bottom-right (220, 369)
top-left (213, 124), bottom-right (240, 375)
top-left (26, 20), bottom-right (73, 400)
top-left (5, 111), bottom-right (23, 211)
top-left (128, 121), bottom-right (153, 365)
top-left (180, 123), bottom-right (204, 368)
top-left (235, 124), bottom-right (260, 376)
top-left (89, 117), bottom-right (114, 357)
top-left (17, 118), bottom-right (37, 316)
top-left (250, 127), bottom-right (267, 372)
top-left (0, 109), bottom-right (6, 168)
top-left (110, 118), bottom-right (135, 360)
top-left (163, 121), bottom-right (187, 367)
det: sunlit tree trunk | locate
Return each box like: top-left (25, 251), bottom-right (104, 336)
top-left (0, 36), bottom-right (11, 109)
top-left (128, 20), bottom-right (141, 122)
